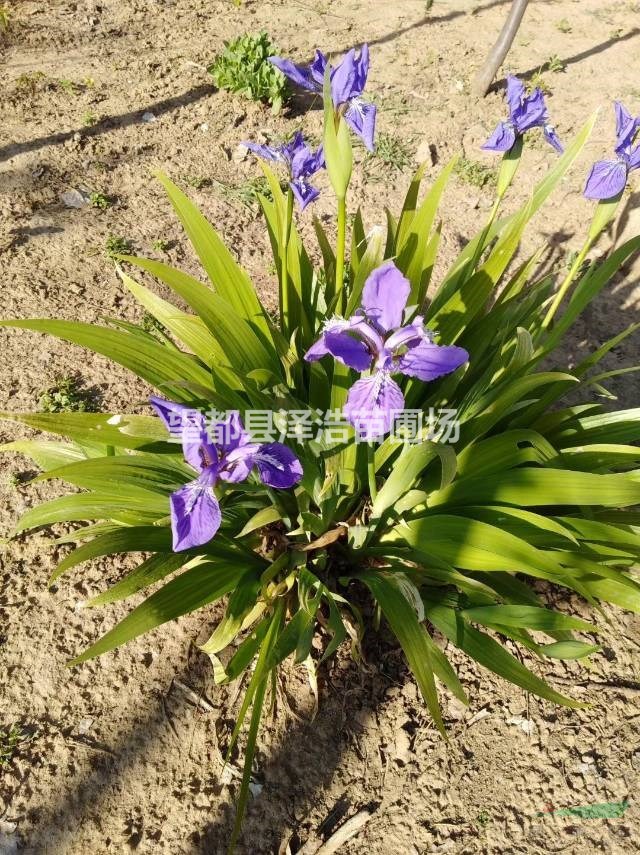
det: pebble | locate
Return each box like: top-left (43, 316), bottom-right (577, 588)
top-left (506, 716), bottom-right (536, 735)
top-left (141, 111), bottom-right (157, 123)
top-left (60, 188), bottom-right (90, 208)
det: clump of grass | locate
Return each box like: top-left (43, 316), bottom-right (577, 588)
top-left (476, 810), bottom-right (491, 826)
top-left (529, 71), bottom-right (552, 95)
top-left (153, 238), bottom-right (170, 253)
top-left (365, 131), bottom-right (414, 174)
top-left (90, 191), bottom-right (111, 210)
top-left (184, 175), bottom-right (211, 190)
top-left (38, 375), bottom-right (97, 413)
top-left (213, 176), bottom-right (274, 212)
top-left (556, 18), bottom-right (572, 33)
top-left (0, 5), bottom-right (11, 31)
top-left (207, 31), bottom-right (287, 113)
top-left (546, 54), bottom-right (566, 73)
top-left (0, 724), bottom-right (36, 768)
top-left (82, 110), bottom-right (98, 126)
top-left (105, 235), bottom-right (132, 257)
top-left (455, 157), bottom-right (497, 189)
top-left (15, 70), bottom-right (46, 95)
top-left (57, 77), bottom-right (79, 95)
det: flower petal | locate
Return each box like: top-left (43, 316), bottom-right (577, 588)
top-left (330, 48), bottom-right (358, 105)
top-left (170, 476), bottom-right (221, 551)
top-left (242, 141), bottom-right (283, 163)
top-left (505, 75), bottom-right (526, 115)
top-left (583, 159), bottom-right (628, 200)
top-left (254, 443), bottom-right (303, 488)
top-left (482, 121), bottom-right (516, 152)
top-left (544, 124), bottom-right (564, 153)
top-left (614, 101), bottom-right (637, 152)
top-left (220, 441), bottom-right (261, 483)
top-left (385, 318), bottom-right (430, 352)
top-left (290, 178), bottom-right (320, 210)
top-left (150, 396), bottom-right (213, 473)
top-left (398, 341), bottom-right (469, 381)
top-left (343, 371), bottom-right (404, 440)
top-left (361, 260), bottom-right (410, 333)
top-left (269, 56), bottom-right (320, 92)
top-left (514, 88), bottom-right (547, 133)
top-left (344, 99), bottom-right (377, 151)
top-left (304, 320), bottom-right (373, 371)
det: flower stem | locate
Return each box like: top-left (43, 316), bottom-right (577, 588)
top-left (367, 443), bottom-right (377, 502)
top-left (335, 194), bottom-right (347, 312)
top-left (541, 238), bottom-right (591, 330)
top-left (280, 187), bottom-right (294, 337)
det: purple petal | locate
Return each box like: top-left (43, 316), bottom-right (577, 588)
top-left (482, 121), bottom-right (517, 152)
top-left (269, 56), bottom-right (319, 92)
top-left (290, 178), bottom-right (320, 210)
top-left (330, 48), bottom-right (358, 105)
top-left (150, 396), bottom-right (213, 473)
top-left (627, 144), bottom-right (640, 170)
top-left (309, 50), bottom-right (329, 87)
top-left (385, 318), bottom-right (430, 352)
top-left (220, 441), bottom-right (261, 483)
top-left (398, 341), bottom-right (469, 382)
top-left (361, 260), bottom-right (410, 333)
top-left (505, 76), bottom-right (525, 116)
top-left (170, 475), bottom-right (221, 551)
top-left (304, 319), bottom-right (373, 371)
top-left (254, 443), bottom-right (303, 489)
top-left (583, 159), bottom-right (628, 200)
top-left (544, 124), bottom-right (564, 153)
top-left (213, 410), bottom-right (250, 454)
top-left (514, 88), bottom-right (547, 133)
top-left (344, 99), bottom-right (377, 151)
top-left (242, 141), bottom-right (284, 163)
top-left (343, 371), bottom-right (404, 440)
top-left (614, 101), bottom-right (637, 151)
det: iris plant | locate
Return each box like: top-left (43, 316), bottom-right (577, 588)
top-left (243, 131), bottom-right (325, 210)
top-left (150, 397), bottom-right (302, 551)
top-left (270, 45), bottom-right (376, 151)
top-left (483, 75), bottom-right (563, 154)
top-left (583, 102), bottom-right (640, 200)
top-left (305, 261), bottom-right (468, 440)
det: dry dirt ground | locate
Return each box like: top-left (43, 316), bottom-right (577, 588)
top-left (1, 1), bottom-right (640, 853)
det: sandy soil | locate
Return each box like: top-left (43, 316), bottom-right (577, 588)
top-left (1, 1), bottom-right (640, 853)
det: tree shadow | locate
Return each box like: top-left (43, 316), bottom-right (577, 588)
top-left (492, 27), bottom-right (640, 91)
top-left (0, 84), bottom-right (215, 164)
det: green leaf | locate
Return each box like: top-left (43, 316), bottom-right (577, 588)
top-left (461, 604), bottom-right (597, 634)
top-left (236, 505), bottom-right (282, 538)
top-left (359, 569), bottom-right (446, 735)
top-left (429, 468), bottom-right (640, 509)
top-left (154, 172), bottom-right (270, 338)
top-left (14, 490), bottom-right (168, 532)
top-left (69, 560), bottom-right (255, 664)
top-left (0, 439), bottom-right (91, 471)
top-left (0, 411), bottom-right (168, 451)
top-left (372, 441), bottom-right (456, 521)
top-left (51, 525), bottom-right (172, 582)
top-left (424, 600), bottom-right (584, 708)
top-left (0, 319), bottom-right (215, 400)
top-left (86, 552), bottom-right (189, 606)
top-left (539, 640), bottom-right (600, 660)
top-left (37, 454), bottom-right (190, 494)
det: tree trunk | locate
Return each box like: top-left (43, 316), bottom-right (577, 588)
top-left (472, 0), bottom-right (530, 97)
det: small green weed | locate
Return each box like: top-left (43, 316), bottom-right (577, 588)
top-left (0, 724), bottom-right (36, 768)
top-left (0, 5), bottom-right (11, 31)
top-left (365, 132), bottom-right (414, 174)
top-left (546, 54), bottom-right (566, 73)
top-left (15, 70), bottom-right (46, 94)
top-left (214, 176), bottom-right (274, 211)
top-left (153, 238), bottom-right (170, 253)
top-left (105, 235), bottom-right (132, 257)
top-left (90, 191), bottom-right (111, 210)
top-left (82, 111), bottom-right (98, 126)
top-left (529, 71), bottom-right (552, 95)
top-left (455, 157), bottom-right (497, 189)
top-left (476, 810), bottom-right (491, 826)
top-left (38, 375), bottom-right (96, 413)
top-left (556, 18), bottom-right (572, 33)
top-left (208, 31), bottom-right (287, 113)
top-left (184, 175), bottom-right (211, 190)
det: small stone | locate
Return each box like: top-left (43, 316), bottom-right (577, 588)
top-left (232, 143), bottom-right (249, 164)
top-left (248, 780), bottom-right (263, 798)
top-left (141, 111), bottom-right (156, 123)
top-left (76, 717), bottom-right (94, 735)
top-left (61, 188), bottom-right (90, 208)
top-left (506, 716), bottom-right (536, 735)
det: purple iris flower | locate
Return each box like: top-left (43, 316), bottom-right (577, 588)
top-left (482, 75), bottom-right (563, 154)
top-left (150, 397), bottom-right (303, 551)
top-left (243, 131), bottom-right (325, 210)
top-left (269, 46), bottom-right (376, 151)
top-left (583, 102), bottom-right (640, 200)
top-left (304, 261), bottom-right (469, 440)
